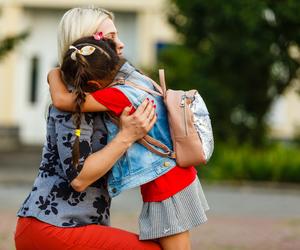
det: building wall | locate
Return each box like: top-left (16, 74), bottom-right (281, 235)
top-left (0, 0), bottom-right (177, 145)
top-left (0, 0), bottom-right (299, 145)
top-left (267, 80), bottom-right (300, 140)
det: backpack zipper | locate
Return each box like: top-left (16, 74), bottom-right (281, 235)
top-left (180, 94), bottom-right (188, 136)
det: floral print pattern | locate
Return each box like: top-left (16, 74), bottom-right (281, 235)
top-left (17, 106), bottom-right (111, 227)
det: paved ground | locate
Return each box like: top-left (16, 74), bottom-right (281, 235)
top-left (1, 147), bottom-right (300, 250)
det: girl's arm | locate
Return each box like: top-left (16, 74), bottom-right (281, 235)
top-left (47, 68), bottom-right (107, 112)
top-left (71, 99), bottom-right (156, 192)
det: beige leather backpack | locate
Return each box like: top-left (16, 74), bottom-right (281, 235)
top-left (112, 69), bottom-right (214, 167)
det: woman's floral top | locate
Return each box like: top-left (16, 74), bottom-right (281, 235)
top-left (17, 106), bottom-right (111, 227)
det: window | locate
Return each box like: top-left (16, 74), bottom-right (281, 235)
top-left (29, 56), bottom-right (39, 104)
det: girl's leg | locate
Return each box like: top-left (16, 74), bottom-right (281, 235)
top-left (15, 217), bottom-right (161, 250)
top-left (158, 231), bottom-right (191, 250)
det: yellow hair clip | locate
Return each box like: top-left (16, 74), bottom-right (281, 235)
top-left (75, 129), bottom-right (81, 137)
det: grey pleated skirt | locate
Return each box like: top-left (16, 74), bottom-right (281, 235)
top-left (139, 176), bottom-right (209, 240)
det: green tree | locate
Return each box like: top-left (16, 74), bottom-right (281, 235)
top-left (158, 0), bottom-right (300, 146)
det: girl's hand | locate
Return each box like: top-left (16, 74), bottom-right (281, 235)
top-left (118, 99), bottom-right (156, 144)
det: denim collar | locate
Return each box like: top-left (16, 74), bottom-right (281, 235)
top-left (114, 61), bottom-right (136, 81)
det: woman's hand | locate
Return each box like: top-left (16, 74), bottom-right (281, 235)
top-left (70, 99), bottom-right (156, 192)
top-left (118, 99), bottom-right (156, 145)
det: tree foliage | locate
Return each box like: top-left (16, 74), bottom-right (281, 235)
top-left (158, 0), bottom-right (300, 146)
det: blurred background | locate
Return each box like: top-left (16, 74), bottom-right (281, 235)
top-left (0, 0), bottom-right (300, 249)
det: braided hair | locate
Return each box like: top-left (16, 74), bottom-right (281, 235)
top-left (61, 36), bottom-right (120, 169)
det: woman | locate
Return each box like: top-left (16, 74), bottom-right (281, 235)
top-left (14, 7), bottom-right (160, 250)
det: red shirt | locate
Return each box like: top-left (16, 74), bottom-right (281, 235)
top-left (92, 88), bottom-right (197, 202)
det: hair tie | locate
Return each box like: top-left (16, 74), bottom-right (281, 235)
top-left (93, 31), bottom-right (104, 40)
top-left (75, 129), bottom-right (81, 137)
top-left (69, 45), bottom-right (96, 61)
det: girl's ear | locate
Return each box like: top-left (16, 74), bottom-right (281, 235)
top-left (87, 80), bottom-right (102, 88)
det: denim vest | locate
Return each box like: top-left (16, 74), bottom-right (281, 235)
top-left (104, 62), bottom-right (176, 197)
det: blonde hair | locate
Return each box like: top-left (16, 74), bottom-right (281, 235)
top-left (57, 7), bottom-right (114, 65)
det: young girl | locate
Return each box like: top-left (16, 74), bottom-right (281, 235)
top-left (49, 35), bottom-right (209, 250)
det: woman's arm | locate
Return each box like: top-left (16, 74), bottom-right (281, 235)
top-left (71, 99), bottom-right (156, 192)
top-left (47, 68), bottom-right (107, 112)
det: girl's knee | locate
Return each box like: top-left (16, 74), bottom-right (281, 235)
top-left (159, 231), bottom-right (191, 250)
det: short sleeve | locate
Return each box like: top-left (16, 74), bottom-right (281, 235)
top-left (91, 88), bottom-right (133, 116)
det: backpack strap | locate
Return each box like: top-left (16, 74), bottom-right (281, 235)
top-left (108, 79), bottom-right (163, 97)
top-left (139, 135), bottom-right (176, 158)
top-left (106, 70), bottom-right (175, 159)
top-left (143, 75), bottom-right (164, 95)
top-left (107, 112), bottom-right (175, 159)
top-left (159, 69), bottom-right (167, 97)
top-left (108, 69), bottom-right (166, 97)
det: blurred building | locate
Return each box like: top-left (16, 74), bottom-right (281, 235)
top-left (0, 0), bottom-right (176, 147)
top-left (0, 0), bottom-right (299, 148)
top-left (267, 80), bottom-right (300, 141)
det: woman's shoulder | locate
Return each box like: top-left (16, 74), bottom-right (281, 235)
top-left (48, 105), bottom-right (96, 127)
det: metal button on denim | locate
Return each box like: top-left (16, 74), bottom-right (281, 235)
top-left (163, 161), bottom-right (171, 167)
